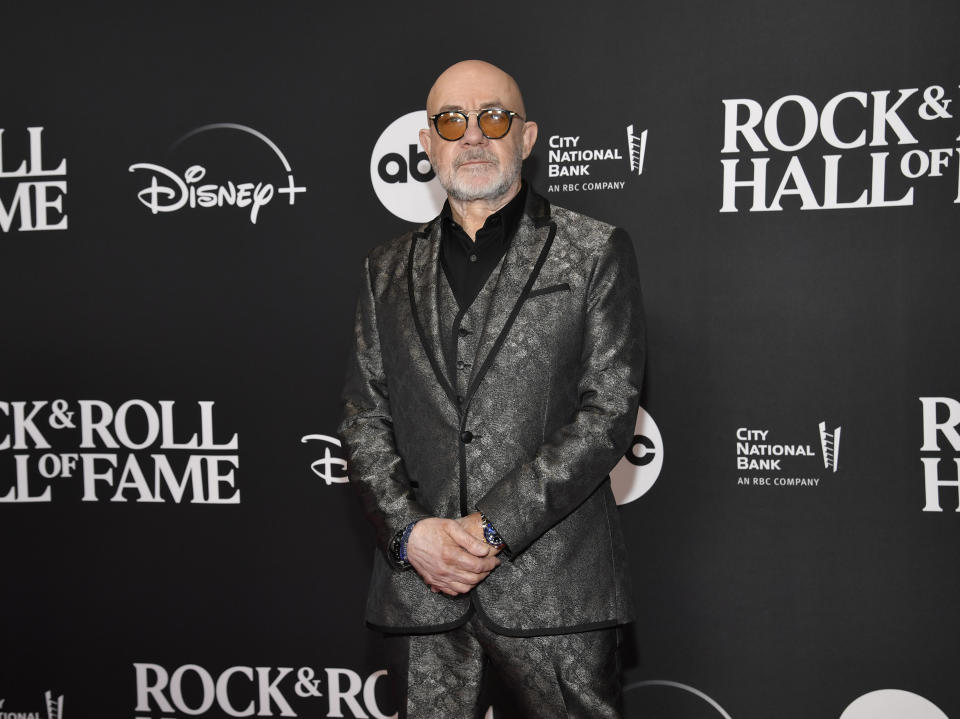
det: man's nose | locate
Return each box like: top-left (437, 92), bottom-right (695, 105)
top-left (461, 115), bottom-right (487, 144)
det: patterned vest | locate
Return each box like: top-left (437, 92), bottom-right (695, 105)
top-left (436, 256), bottom-right (506, 402)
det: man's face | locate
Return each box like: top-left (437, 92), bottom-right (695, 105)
top-left (420, 62), bottom-right (538, 204)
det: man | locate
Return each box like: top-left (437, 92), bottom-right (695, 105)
top-left (339, 60), bottom-right (645, 718)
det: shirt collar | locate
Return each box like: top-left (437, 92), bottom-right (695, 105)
top-left (440, 181), bottom-right (528, 242)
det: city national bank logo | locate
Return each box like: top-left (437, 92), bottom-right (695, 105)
top-left (134, 662), bottom-right (395, 719)
top-left (721, 83), bottom-right (959, 212)
top-left (819, 421), bottom-right (841, 472)
top-left (919, 396), bottom-right (960, 512)
top-left (129, 124), bottom-right (306, 224)
top-left (0, 399), bottom-right (240, 504)
top-left (0, 127), bottom-right (67, 233)
top-left (610, 407), bottom-right (663, 505)
top-left (370, 110), bottom-right (446, 223)
top-left (0, 691), bottom-right (64, 719)
top-left (545, 123), bottom-right (648, 194)
top-left (300, 433), bottom-right (348, 484)
top-left (735, 420), bottom-right (841, 488)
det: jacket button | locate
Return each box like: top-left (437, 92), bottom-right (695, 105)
top-left (460, 430), bottom-right (474, 443)
top-left (458, 327), bottom-right (471, 337)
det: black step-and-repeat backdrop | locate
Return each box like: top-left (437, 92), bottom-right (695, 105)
top-left (2, 2), bottom-right (958, 718)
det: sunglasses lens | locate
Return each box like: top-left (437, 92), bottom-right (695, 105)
top-left (478, 110), bottom-right (511, 138)
top-left (435, 112), bottom-right (466, 140)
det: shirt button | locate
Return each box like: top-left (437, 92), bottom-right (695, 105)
top-left (456, 395), bottom-right (464, 404)
top-left (460, 430), bottom-right (474, 444)
top-left (469, 254), bottom-right (478, 262)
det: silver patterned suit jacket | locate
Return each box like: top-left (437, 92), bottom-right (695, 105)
top-left (339, 188), bottom-right (645, 637)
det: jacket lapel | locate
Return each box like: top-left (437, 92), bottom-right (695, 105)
top-left (407, 220), bottom-right (458, 406)
top-left (465, 191), bottom-right (556, 405)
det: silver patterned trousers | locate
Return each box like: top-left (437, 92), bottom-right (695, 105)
top-left (383, 613), bottom-right (623, 718)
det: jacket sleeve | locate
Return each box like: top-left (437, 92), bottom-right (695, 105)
top-left (338, 253), bottom-right (432, 553)
top-left (475, 228), bottom-right (645, 557)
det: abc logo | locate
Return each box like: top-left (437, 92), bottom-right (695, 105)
top-left (610, 407), bottom-right (663, 505)
top-left (839, 690), bottom-right (948, 719)
top-left (370, 110), bottom-right (446, 222)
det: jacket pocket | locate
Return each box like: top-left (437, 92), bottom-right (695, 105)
top-left (527, 282), bottom-right (570, 299)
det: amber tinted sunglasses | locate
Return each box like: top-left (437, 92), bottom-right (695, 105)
top-left (429, 108), bottom-right (524, 141)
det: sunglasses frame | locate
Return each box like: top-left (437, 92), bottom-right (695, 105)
top-left (429, 108), bottom-right (524, 141)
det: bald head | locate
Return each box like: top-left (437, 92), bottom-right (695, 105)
top-left (426, 60), bottom-right (527, 117)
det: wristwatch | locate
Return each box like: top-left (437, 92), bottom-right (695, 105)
top-left (389, 521), bottom-right (418, 569)
top-left (480, 513), bottom-right (505, 548)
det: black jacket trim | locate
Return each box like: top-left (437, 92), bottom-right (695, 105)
top-left (367, 604), bottom-right (474, 635)
top-left (471, 598), bottom-right (628, 637)
top-left (524, 186), bottom-right (552, 228)
top-left (462, 221), bottom-right (558, 409)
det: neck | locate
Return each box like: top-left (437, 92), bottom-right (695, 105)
top-left (448, 179), bottom-right (522, 241)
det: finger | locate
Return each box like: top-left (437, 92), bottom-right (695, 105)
top-left (448, 571), bottom-right (490, 587)
top-left (445, 566), bottom-right (494, 586)
top-left (436, 551), bottom-right (494, 576)
top-left (448, 523), bottom-right (491, 557)
top-left (441, 580), bottom-right (474, 596)
top-left (453, 553), bottom-right (499, 574)
top-left (426, 562), bottom-right (485, 586)
top-left (429, 580), bottom-right (461, 596)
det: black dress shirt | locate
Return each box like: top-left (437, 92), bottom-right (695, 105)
top-left (439, 182), bottom-right (528, 310)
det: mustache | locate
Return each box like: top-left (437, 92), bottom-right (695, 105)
top-left (454, 150), bottom-right (499, 168)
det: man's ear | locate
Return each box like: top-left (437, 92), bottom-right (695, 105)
top-left (520, 120), bottom-right (538, 160)
top-left (418, 127), bottom-right (433, 163)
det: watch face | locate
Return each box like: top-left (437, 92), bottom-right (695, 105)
top-left (483, 526), bottom-right (503, 546)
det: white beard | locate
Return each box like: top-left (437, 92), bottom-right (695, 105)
top-left (436, 145), bottom-right (523, 202)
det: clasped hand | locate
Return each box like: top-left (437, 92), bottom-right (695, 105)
top-left (405, 512), bottom-right (501, 596)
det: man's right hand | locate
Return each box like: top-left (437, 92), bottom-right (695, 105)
top-left (405, 518), bottom-right (501, 596)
